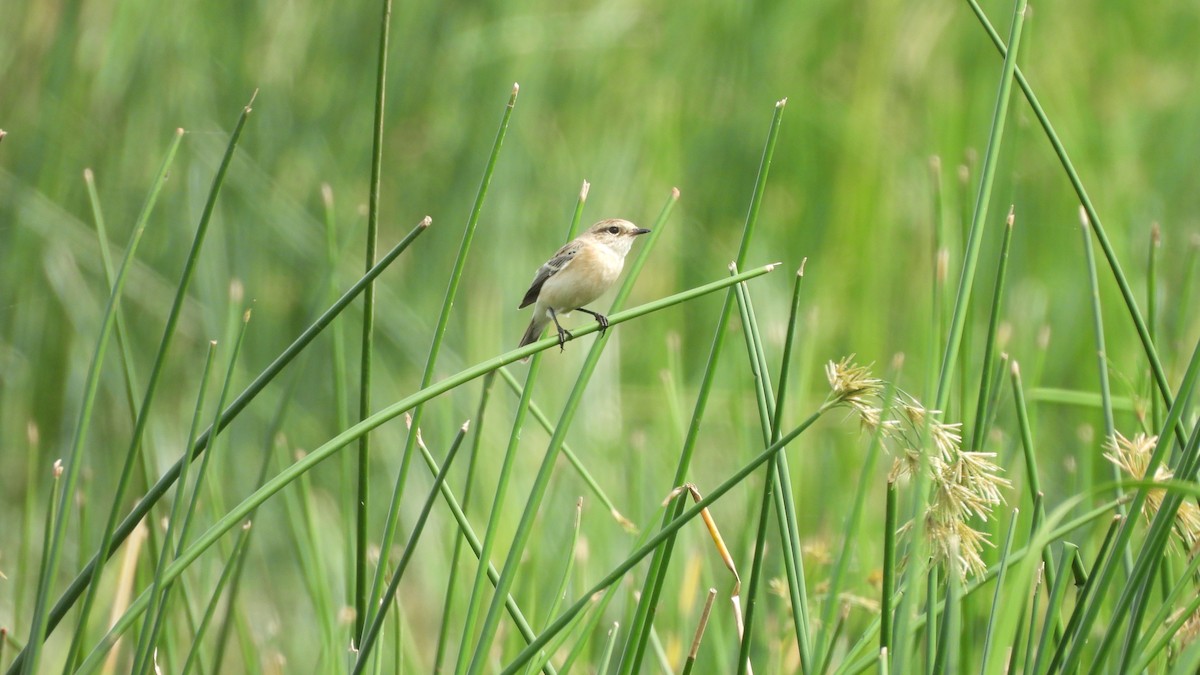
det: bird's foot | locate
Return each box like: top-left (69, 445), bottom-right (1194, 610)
top-left (577, 308), bottom-right (610, 336)
top-left (556, 326), bottom-right (574, 352)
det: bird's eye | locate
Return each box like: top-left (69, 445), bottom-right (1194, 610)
top-left (607, 226), bottom-right (620, 234)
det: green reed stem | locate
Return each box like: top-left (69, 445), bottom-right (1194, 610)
top-left (734, 266), bottom-right (812, 675)
top-left (1031, 544), bottom-right (1075, 674)
top-left (496, 367), bottom-right (633, 529)
top-left (366, 83), bottom-right (518, 636)
top-left (880, 480), bottom-right (898, 658)
top-left (353, 421), bottom-right (469, 672)
top-left (978, 509), bottom-right (1020, 673)
top-left (454, 349), bottom-right (545, 675)
top-left (130, 342), bottom-right (218, 675)
top-left (433, 371), bottom-right (496, 674)
top-left (17, 129), bottom-right (183, 675)
top-left (1130, 542), bottom-right (1200, 671)
top-left (934, 0), bottom-right (1027, 414)
top-left (932, 552), bottom-right (960, 675)
top-left (465, 190), bottom-right (678, 675)
top-left (66, 263), bottom-right (775, 674)
top-left (619, 96), bottom-right (786, 675)
top-left (1048, 514), bottom-right (1122, 674)
top-left (6, 218), bottom-right (430, 675)
top-left (180, 524), bottom-right (251, 675)
top-left (965, 0), bottom-right (1183, 437)
top-left (500, 406), bottom-right (830, 675)
top-left (1079, 208), bottom-right (1133, 577)
top-left (353, 0), bottom-right (393, 638)
top-left (1114, 420), bottom-right (1200, 672)
top-left (968, 209), bottom-right (1014, 453)
top-left (1061, 332), bottom-right (1200, 672)
top-left (413, 405), bottom-right (556, 675)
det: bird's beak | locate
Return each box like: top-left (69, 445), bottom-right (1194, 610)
top-left (633, 228), bottom-right (652, 236)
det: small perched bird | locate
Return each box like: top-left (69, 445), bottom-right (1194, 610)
top-left (518, 218), bottom-right (651, 351)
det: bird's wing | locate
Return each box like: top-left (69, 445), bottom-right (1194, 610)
top-left (519, 242), bottom-right (579, 308)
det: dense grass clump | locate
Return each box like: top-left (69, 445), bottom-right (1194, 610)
top-left (3, 0), bottom-right (1200, 673)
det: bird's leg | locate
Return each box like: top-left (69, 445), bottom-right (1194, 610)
top-left (548, 308), bottom-right (573, 351)
top-left (575, 308), bottom-right (609, 336)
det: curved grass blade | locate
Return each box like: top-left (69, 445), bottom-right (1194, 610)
top-left (500, 407), bottom-right (831, 675)
top-left (965, 0), bottom-right (1183, 435)
top-left (934, 0), bottom-right (1027, 414)
top-left (433, 372), bottom-right (497, 674)
top-left (465, 189), bottom-right (680, 675)
top-left (352, 421), bottom-right (470, 672)
top-left (365, 83), bottom-right (519, 637)
top-left (66, 264), bottom-right (778, 673)
top-left (9, 217), bottom-right (429, 674)
top-left (17, 128), bottom-right (184, 675)
top-left (620, 97), bottom-right (787, 675)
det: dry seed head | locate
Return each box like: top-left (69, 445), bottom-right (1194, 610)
top-left (888, 449), bottom-right (924, 483)
top-left (825, 356), bottom-right (883, 416)
top-left (1104, 431), bottom-right (1160, 481)
top-left (825, 354), bottom-right (1008, 580)
top-left (1171, 605), bottom-right (1200, 647)
top-left (954, 451), bottom-right (1011, 507)
top-left (859, 407), bottom-right (902, 438)
top-left (925, 515), bottom-right (989, 580)
top-left (929, 419), bottom-right (963, 462)
top-left (1104, 431), bottom-right (1199, 546)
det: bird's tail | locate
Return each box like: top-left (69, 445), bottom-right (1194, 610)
top-left (518, 313), bottom-right (548, 356)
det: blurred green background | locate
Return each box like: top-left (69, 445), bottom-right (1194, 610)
top-left (3, 0), bottom-right (1200, 669)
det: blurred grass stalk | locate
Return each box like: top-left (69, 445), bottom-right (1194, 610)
top-left (61, 262), bottom-right (780, 672)
top-left (463, 188), bottom-right (680, 675)
top-left (363, 81), bottom-right (519, 642)
top-left (618, 96), bottom-right (788, 675)
top-left (10, 0), bottom-right (1200, 670)
top-left (17, 128), bottom-right (184, 675)
top-left (731, 263), bottom-right (809, 675)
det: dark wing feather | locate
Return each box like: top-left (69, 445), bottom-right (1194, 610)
top-left (518, 244), bottom-right (578, 308)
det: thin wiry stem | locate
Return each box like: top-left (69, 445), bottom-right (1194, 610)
top-left (17, 130), bottom-right (182, 675)
top-left (365, 83), bottom-right (518, 635)
top-left (6, 217), bottom-right (430, 675)
top-left (354, 0), bottom-right (393, 638)
top-left (934, 0), bottom-right (1028, 414)
top-left (620, 97), bottom-right (787, 675)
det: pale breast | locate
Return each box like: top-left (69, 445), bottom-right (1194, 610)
top-left (538, 244), bottom-right (623, 311)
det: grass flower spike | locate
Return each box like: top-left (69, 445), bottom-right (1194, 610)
top-left (826, 357), bottom-right (1010, 580)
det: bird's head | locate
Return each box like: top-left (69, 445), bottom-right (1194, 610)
top-left (584, 219), bottom-right (651, 256)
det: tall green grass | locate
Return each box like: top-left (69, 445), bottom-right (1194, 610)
top-left (3, 0), bottom-right (1200, 672)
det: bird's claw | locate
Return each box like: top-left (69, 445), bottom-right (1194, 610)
top-left (595, 313), bottom-right (610, 336)
top-left (556, 326), bottom-right (573, 352)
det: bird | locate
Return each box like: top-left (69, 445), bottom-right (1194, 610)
top-left (518, 218), bottom-right (651, 352)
